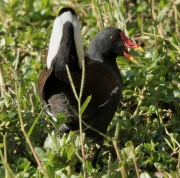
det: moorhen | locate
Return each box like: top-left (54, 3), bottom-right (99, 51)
top-left (38, 7), bottom-right (142, 166)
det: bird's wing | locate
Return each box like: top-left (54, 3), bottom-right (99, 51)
top-left (38, 67), bottom-right (53, 108)
top-left (54, 59), bottom-right (119, 107)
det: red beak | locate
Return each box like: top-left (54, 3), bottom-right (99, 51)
top-left (120, 32), bottom-right (143, 64)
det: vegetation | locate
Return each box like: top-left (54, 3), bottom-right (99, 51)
top-left (0, 0), bottom-right (180, 177)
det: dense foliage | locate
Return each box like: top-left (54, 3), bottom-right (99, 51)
top-left (0, 0), bottom-right (180, 177)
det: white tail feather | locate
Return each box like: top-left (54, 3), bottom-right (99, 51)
top-left (46, 11), bottom-right (84, 69)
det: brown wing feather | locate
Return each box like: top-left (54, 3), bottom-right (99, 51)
top-left (54, 58), bottom-right (119, 107)
top-left (38, 67), bottom-right (53, 110)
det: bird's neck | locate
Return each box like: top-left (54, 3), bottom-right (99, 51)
top-left (103, 56), bottom-right (122, 82)
top-left (89, 53), bottom-right (121, 79)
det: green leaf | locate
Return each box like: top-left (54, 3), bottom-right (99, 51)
top-left (22, 68), bottom-right (38, 81)
top-left (85, 161), bottom-right (93, 173)
top-left (55, 113), bottom-right (66, 131)
top-left (170, 42), bottom-right (180, 54)
top-left (125, 141), bottom-right (134, 148)
top-left (34, 147), bottom-right (47, 161)
top-left (80, 95), bottom-right (91, 115)
top-left (154, 162), bottom-right (164, 172)
top-left (146, 74), bottom-right (154, 80)
top-left (67, 144), bottom-right (75, 160)
top-left (164, 138), bottom-right (173, 151)
top-left (155, 7), bottom-right (168, 25)
top-left (169, 170), bottom-right (180, 177)
top-left (101, 175), bottom-right (111, 178)
top-left (174, 90), bottom-right (180, 98)
top-left (91, 0), bottom-right (98, 6)
top-left (140, 172), bottom-right (151, 178)
top-left (5, 36), bottom-right (14, 46)
top-left (0, 167), bottom-right (5, 178)
top-left (17, 158), bottom-right (31, 172)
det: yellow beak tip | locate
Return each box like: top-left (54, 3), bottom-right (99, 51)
top-left (129, 56), bottom-right (139, 64)
top-left (137, 46), bottom-right (144, 52)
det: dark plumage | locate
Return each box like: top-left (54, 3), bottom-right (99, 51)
top-left (38, 7), bottom-right (142, 166)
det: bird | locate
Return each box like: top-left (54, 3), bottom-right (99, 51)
top-left (38, 7), bottom-right (143, 166)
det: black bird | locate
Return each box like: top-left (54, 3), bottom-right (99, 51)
top-left (38, 7), bottom-right (142, 165)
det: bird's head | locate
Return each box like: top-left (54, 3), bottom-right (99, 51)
top-left (88, 28), bottom-right (143, 64)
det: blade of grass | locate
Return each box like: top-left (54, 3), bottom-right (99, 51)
top-left (66, 60), bottom-right (87, 177)
top-left (80, 95), bottom-right (91, 115)
top-left (3, 133), bottom-right (14, 178)
top-left (0, 149), bottom-right (14, 178)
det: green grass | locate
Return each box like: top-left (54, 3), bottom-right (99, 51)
top-left (0, 0), bottom-right (180, 177)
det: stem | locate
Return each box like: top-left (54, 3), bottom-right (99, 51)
top-left (173, 0), bottom-right (180, 37)
top-left (112, 140), bottom-right (127, 178)
top-left (143, 32), bottom-right (164, 39)
top-left (0, 11), bottom-right (9, 28)
top-left (178, 149), bottom-right (180, 170)
top-left (91, 0), bottom-right (102, 30)
top-left (81, 119), bottom-right (110, 140)
top-left (165, 127), bottom-right (180, 148)
top-left (0, 51), bottom-right (7, 113)
top-left (133, 81), bottom-right (149, 117)
top-left (133, 155), bottom-right (140, 178)
top-left (78, 60), bottom-right (86, 178)
top-left (0, 64), bottom-right (6, 99)
top-left (114, 0), bottom-right (126, 32)
top-left (66, 65), bottom-right (79, 101)
top-left (107, 153), bottom-right (111, 175)
top-left (112, 122), bottom-right (127, 177)
top-left (150, 0), bottom-right (157, 48)
top-left (0, 65), bottom-right (6, 98)
top-left (165, 127), bottom-right (180, 171)
top-left (0, 149), bottom-right (14, 178)
top-left (13, 50), bottom-right (44, 173)
top-left (141, 0), bottom-right (144, 35)
top-left (13, 59), bottom-right (45, 175)
top-left (4, 133), bottom-right (9, 178)
top-left (66, 62), bottom-right (86, 177)
top-left (108, 1), bottom-right (115, 26)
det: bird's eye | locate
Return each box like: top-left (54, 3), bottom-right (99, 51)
top-left (110, 36), bottom-right (117, 41)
